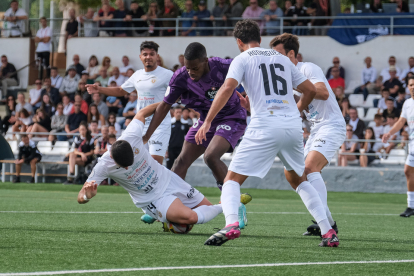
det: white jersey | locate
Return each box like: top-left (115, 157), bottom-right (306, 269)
top-left (401, 98), bottom-right (414, 152)
top-left (121, 66), bottom-right (173, 134)
top-left (297, 62), bottom-right (345, 133)
top-left (87, 119), bottom-right (171, 208)
top-left (226, 47), bottom-right (307, 129)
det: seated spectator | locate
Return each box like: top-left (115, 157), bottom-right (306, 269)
top-left (113, 0), bottom-right (128, 37)
top-left (380, 56), bottom-right (401, 82)
top-left (167, 106), bottom-right (190, 169)
top-left (144, 1), bottom-right (161, 37)
top-left (60, 66), bottom-right (80, 101)
top-left (12, 108), bottom-right (32, 139)
top-left (383, 66), bottom-right (402, 98)
top-left (396, 89), bottom-right (406, 110)
top-left (382, 97), bottom-right (401, 120)
top-left (372, 114), bottom-right (384, 140)
top-left (16, 92), bottom-right (33, 115)
top-left (95, 68), bottom-right (110, 87)
top-left (120, 56), bottom-right (133, 76)
top-left (80, 70), bottom-right (92, 85)
top-left (195, 1), bottom-right (213, 36)
top-left (211, 0), bottom-right (228, 36)
top-left (367, 75), bottom-right (383, 96)
top-left (108, 125), bottom-right (117, 135)
top-left (370, 0), bottom-right (383, 13)
top-left (106, 133), bottom-right (117, 152)
top-left (359, 127), bottom-right (377, 167)
top-left (61, 102), bottom-right (87, 141)
top-left (126, 68), bottom-right (135, 78)
top-left (76, 81), bottom-right (91, 105)
top-left (178, 54), bottom-right (185, 68)
top-left (66, 55), bottom-right (85, 76)
top-left (29, 79), bottom-right (43, 110)
top-left (381, 114), bottom-right (401, 156)
top-left (353, 57), bottom-right (377, 101)
top-left (79, 8), bottom-right (98, 37)
top-left (107, 112), bottom-right (122, 133)
top-left (405, 72), bottom-right (414, 96)
top-left (122, 91), bottom-right (137, 118)
top-left (224, 0), bottom-right (244, 34)
top-left (159, 0), bottom-right (179, 36)
top-left (61, 94), bottom-right (73, 116)
top-left (377, 88), bottom-right (394, 111)
top-left (400, 56), bottom-right (414, 80)
top-left (90, 120), bottom-right (100, 136)
top-left (334, 86), bottom-right (345, 102)
top-left (340, 97), bottom-right (351, 123)
top-left (40, 94), bottom-right (55, 117)
top-left (94, 3), bottom-right (114, 37)
top-left (88, 103), bottom-right (105, 128)
top-left (41, 78), bottom-right (61, 107)
top-left (50, 67), bottom-right (63, 89)
top-left (64, 121), bottom-right (95, 184)
top-left (286, 0), bottom-right (309, 36)
top-left (0, 55), bottom-right (18, 99)
top-left (181, 0), bottom-right (196, 36)
top-left (123, 118), bottom-right (132, 129)
top-left (328, 67), bottom-right (345, 90)
top-left (189, 109), bottom-right (199, 125)
top-left (397, 130), bottom-right (409, 149)
top-left (157, 55), bottom-right (168, 69)
top-left (99, 56), bottom-right (114, 76)
top-left (87, 55), bottom-right (100, 80)
top-left (48, 103), bottom-right (67, 142)
top-left (3, 0), bottom-right (28, 37)
top-left (27, 108), bottom-right (51, 138)
top-left (94, 125), bottom-right (109, 158)
top-left (338, 124), bottom-right (360, 167)
top-left (92, 93), bottom-right (109, 119)
top-left (242, 0), bottom-right (264, 33)
top-left (349, 107), bottom-right (365, 139)
top-left (70, 93), bottom-right (88, 115)
top-left (13, 134), bottom-right (41, 184)
top-left (396, 0), bottom-right (409, 13)
top-left (326, 57), bottom-right (345, 80)
top-left (126, 1), bottom-right (148, 37)
top-left (108, 67), bottom-right (126, 86)
top-left (106, 84), bottom-right (123, 115)
top-left (1, 95), bottom-right (17, 134)
top-left (261, 0), bottom-right (283, 35)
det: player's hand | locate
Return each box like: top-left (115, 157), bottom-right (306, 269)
top-left (382, 133), bottom-right (391, 143)
top-left (195, 122), bottom-right (210, 145)
top-left (86, 83), bottom-right (100, 95)
top-left (83, 181), bottom-right (98, 199)
top-left (237, 92), bottom-right (250, 112)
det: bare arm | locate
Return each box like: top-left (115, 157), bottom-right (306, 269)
top-left (383, 117), bottom-right (406, 143)
top-left (296, 80), bottom-right (317, 113)
top-left (77, 181), bottom-right (98, 204)
top-left (134, 102), bottom-right (162, 125)
top-left (142, 101), bottom-right (171, 143)
top-left (313, 82), bottom-right (329, 100)
top-left (86, 84), bottom-right (128, 97)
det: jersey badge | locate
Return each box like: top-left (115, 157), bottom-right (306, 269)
top-left (133, 147), bottom-right (140, 155)
top-left (205, 87), bottom-right (217, 101)
top-left (151, 78), bottom-right (156, 83)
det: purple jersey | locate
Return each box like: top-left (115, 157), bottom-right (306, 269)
top-left (163, 57), bottom-right (247, 122)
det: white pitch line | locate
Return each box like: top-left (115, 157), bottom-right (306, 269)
top-left (1, 260), bottom-right (414, 276)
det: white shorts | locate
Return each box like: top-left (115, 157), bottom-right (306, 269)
top-left (304, 125), bottom-right (346, 166)
top-left (145, 127), bottom-right (171, 157)
top-left (229, 127), bottom-right (305, 178)
top-left (406, 151), bottom-right (414, 167)
top-left (141, 172), bottom-right (204, 223)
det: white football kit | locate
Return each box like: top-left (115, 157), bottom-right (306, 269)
top-left (401, 98), bottom-right (414, 167)
top-left (226, 48), bottom-right (308, 177)
top-left (87, 119), bottom-right (204, 223)
top-left (121, 66), bottom-right (173, 156)
top-left (297, 62), bottom-right (346, 165)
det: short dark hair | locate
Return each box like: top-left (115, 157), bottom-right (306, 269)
top-left (408, 76), bottom-right (414, 83)
top-left (387, 114), bottom-right (396, 119)
top-left (40, 16), bottom-right (46, 21)
top-left (20, 134), bottom-right (28, 138)
top-left (386, 97), bottom-right (394, 102)
top-left (90, 120), bottom-right (98, 125)
top-left (381, 88), bottom-right (390, 93)
top-left (140, 41), bottom-right (159, 53)
top-left (184, 42), bottom-right (207, 61)
top-left (269, 33), bottom-right (300, 57)
top-left (108, 134), bottom-right (116, 139)
top-left (233, 19), bottom-right (260, 44)
top-left (10, 0), bottom-right (18, 5)
top-left (374, 114), bottom-right (382, 120)
top-left (111, 140), bottom-right (134, 167)
top-left (51, 66), bottom-right (58, 71)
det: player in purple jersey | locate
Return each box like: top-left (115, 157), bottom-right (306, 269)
top-left (143, 42), bottom-right (248, 190)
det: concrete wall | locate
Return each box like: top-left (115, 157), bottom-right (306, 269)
top-left (0, 38), bottom-right (30, 88)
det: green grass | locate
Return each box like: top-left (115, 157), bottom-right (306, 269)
top-left (1, 183), bottom-right (414, 275)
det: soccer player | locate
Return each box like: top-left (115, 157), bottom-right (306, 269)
top-left (196, 20), bottom-right (339, 247)
top-left (78, 102), bottom-right (248, 229)
top-left (86, 41), bottom-right (172, 165)
top-left (142, 42), bottom-right (247, 190)
top-left (270, 34), bottom-right (346, 236)
top-left (383, 76), bottom-right (414, 217)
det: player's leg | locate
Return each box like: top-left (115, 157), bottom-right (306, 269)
top-left (171, 141), bottom-right (205, 179)
top-left (14, 161), bottom-right (22, 183)
top-left (401, 163), bottom-right (414, 217)
top-left (65, 154), bottom-right (85, 184)
top-left (29, 158), bottom-right (38, 177)
top-left (166, 198), bottom-right (222, 225)
top-left (203, 135), bottom-right (231, 188)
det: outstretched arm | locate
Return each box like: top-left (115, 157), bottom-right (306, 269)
top-left (134, 102), bottom-right (162, 124)
top-left (86, 83), bottom-right (128, 97)
top-left (77, 181), bottom-right (98, 204)
top-left (142, 101), bottom-right (172, 143)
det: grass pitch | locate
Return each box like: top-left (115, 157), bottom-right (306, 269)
top-left (1, 183), bottom-right (414, 275)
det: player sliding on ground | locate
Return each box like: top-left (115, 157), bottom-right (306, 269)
top-left (195, 20), bottom-right (339, 247)
top-left (77, 102), bottom-right (248, 230)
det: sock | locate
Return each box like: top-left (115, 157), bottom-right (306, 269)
top-left (193, 204), bottom-right (223, 224)
top-left (216, 181), bottom-right (223, 191)
top-left (307, 172), bottom-right (335, 226)
top-left (408, 192), bottom-right (414, 208)
top-left (221, 180), bottom-right (241, 226)
top-left (296, 181), bottom-right (331, 235)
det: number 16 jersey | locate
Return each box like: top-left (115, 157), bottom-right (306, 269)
top-left (226, 47), bottom-right (307, 129)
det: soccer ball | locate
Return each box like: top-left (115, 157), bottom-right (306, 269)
top-left (167, 222), bottom-right (194, 234)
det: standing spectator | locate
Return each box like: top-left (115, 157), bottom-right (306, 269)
top-left (328, 67), bottom-right (345, 90)
top-left (195, 1), bottom-right (213, 36)
top-left (286, 0), bottom-right (309, 36)
top-left (396, 89), bottom-right (406, 111)
top-left (261, 0), bottom-right (283, 35)
top-left (60, 66), bottom-right (80, 100)
top-left (48, 103), bottom-right (67, 142)
top-left (92, 93), bottom-right (109, 119)
top-left (370, 0), bottom-right (383, 13)
top-left (119, 56), bottom-right (133, 76)
top-left (94, 3), bottom-right (114, 37)
top-left (380, 56), bottom-right (401, 82)
top-left (224, 0), bottom-right (244, 34)
top-left (326, 57), bottom-right (345, 80)
top-left (159, 0), bottom-right (179, 36)
top-left (65, 9), bottom-right (78, 50)
top-left (359, 127), bottom-right (377, 167)
top-left (35, 17), bottom-right (52, 78)
top-left (61, 94), bottom-right (73, 116)
top-left (29, 79), bottom-right (43, 110)
top-left (0, 55), bottom-right (18, 98)
top-left (27, 108), bottom-right (51, 138)
top-left (107, 113), bottom-right (122, 133)
top-left (383, 66), bottom-right (402, 98)
top-left (40, 94), bottom-right (55, 117)
top-left (348, 107), bottom-right (365, 139)
top-left (400, 56), bottom-right (414, 80)
top-left (211, 0), bottom-right (228, 36)
top-left (50, 67), bottom-right (63, 89)
top-left (13, 135), bottom-right (41, 184)
top-left (95, 68), bottom-right (110, 87)
top-left (113, 0), bottom-right (129, 37)
top-left (67, 55), bottom-right (85, 76)
top-left (87, 55), bottom-right (100, 80)
top-left (41, 78), bottom-right (61, 107)
top-left (353, 56), bottom-right (377, 101)
top-left (396, 0), bottom-right (409, 13)
top-left (382, 97), bottom-right (401, 119)
top-left (2, 0), bottom-right (28, 37)
top-left (15, 92), bottom-right (33, 115)
top-left (79, 8), bottom-right (98, 37)
top-left (308, 0), bottom-right (330, 36)
top-left (338, 124), bottom-right (360, 167)
top-left (145, 1), bottom-right (161, 37)
top-left (71, 93), bottom-right (88, 115)
top-left (242, 0), bottom-right (264, 33)
top-left (99, 0), bottom-right (116, 13)
top-left (99, 56), bottom-right (113, 76)
top-left (87, 103), bottom-right (106, 127)
top-left (167, 107), bottom-right (189, 169)
top-left (108, 67), bottom-right (126, 86)
top-left (283, 0), bottom-right (293, 32)
top-left (126, 1), bottom-right (148, 37)
top-left (181, 0), bottom-right (197, 36)
top-left (62, 102), bottom-right (87, 141)
top-left (1, 95), bottom-right (17, 134)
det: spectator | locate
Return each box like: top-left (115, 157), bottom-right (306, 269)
top-left (145, 1), bottom-right (161, 37)
top-left (383, 66), bottom-right (402, 98)
top-left (123, 118), bottom-right (132, 129)
top-left (15, 93), bottom-right (32, 117)
top-left (157, 55), bottom-right (168, 69)
top-left (370, 0), bottom-right (383, 13)
top-left (87, 103), bottom-right (106, 128)
top-left (167, 107), bottom-right (189, 169)
top-left (0, 55), bottom-right (18, 98)
top-left (62, 102), bottom-right (87, 141)
top-left (224, 0), bottom-right (244, 34)
top-left (308, 0), bottom-right (330, 36)
top-left (211, 0), bottom-right (228, 36)
top-left (113, 0), bottom-right (129, 37)
top-left (242, 0), bottom-right (264, 33)
top-left (261, 0), bottom-right (283, 35)
top-left (67, 54), bottom-right (85, 76)
top-left (343, 7), bottom-right (351, 13)
top-left (41, 78), bottom-right (61, 107)
top-left (90, 121), bottom-right (100, 136)
top-left (382, 97), bottom-right (401, 119)
top-left (40, 94), bottom-right (55, 117)
top-left (108, 67), bottom-right (126, 86)
top-left (349, 107), bottom-right (365, 139)
top-left (107, 113), bottom-right (122, 133)
top-left (108, 125), bottom-right (117, 135)
top-left (106, 87), bottom-right (123, 115)
top-left (182, 108), bottom-right (193, 125)
top-left (328, 67), bottom-right (345, 90)
top-left (340, 97), bottom-right (351, 123)
top-left (95, 68), bottom-right (110, 87)
top-left (405, 72), bottom-right (414, 96)
top-left (65, 9), bottom-right (78, 50)
top-left (334, 86), bottom-right (345, 102)
top-left (283, 0), bottom-right (293, 31)
top-left (99, 0), bottom-right (116, 13)
top-left (326, 57), bottom-right (345, 80)
top-left (396, 89), bottom-right (406, 111)
top-left (27, 108), bottom-right (51, 138)
top-left (70, 93), bottom-right (88, 115)
top-left (106, 133), bottom-right (117, 151)
top-left (126, 1), bottom-right (148, 37)
top-left (159, 0), bottom-right (179, 36)
top-left (120, 56), bottom-right (133, 76)
top-left (48, 103), bottom-right (67, 142)
top-left (1, 95), bottom-right (17, 134)
top-left (286, 0), bottom-right (309, 36)
top-left (380, 56), bottom-right (401, 82)
top-left (297, 53), bottom-right (303, 62)
top-left (50, 67), bottom-right (63, 89)
top-left (381, 114), bottom-right (401, 155)
top-left (13, 134), bottom-right (41, 184)
top-left (338, 124), bottom-right (360, 167)
top-left (122, 91), bottom-right (137, 118)
top-left (35, 17), bottom-right (52, 78)
top-left (61, 94), bottom-right (73, 116)
top-left (354, 57), bottom-right (377, 101)
top-left (195, 0), bottom-right (213, 36)
top-left (400, 56), bottom-right (414, 80)
top-left (79, 8), bottom-right (98, 37)
top-left (396, 0), bottom-right (409, 13)
top-left (2, 0), bottom-right (28, 37)
top-left (87, 55), bottom-right (100, 80)
top-left (377, 88), bottom-right (395, 111)
top-left (359, 127), bottom-right (377, 167)
top-left (181, 0), bottom-right (197, 36)
top-left (64, 122), bottom-right (95, 184)
top-left (60, 66), bottom-right (80, 100)
top-left (78, 80), bottom-right (91, 105)
top-left (372, 114), bottom-right (384, 140)
top-left (367, 75), bottom-right (383, 96)
top-left (92, 93), bottom-right (109, 119)
top-left (189, 109), bottom-right (199, 125)
top-left (126, 68), bottom-right (135, 78)
top-left (94, 3), bottom-right (114, 37)
top-left (99, 56), bottom-right (113, 76)
top-left (29, 79), bottom-right (43, 110)
top-left (94, 125), bottom-right (109, 158)
top-left (80, 70), bottom-right (92, 86)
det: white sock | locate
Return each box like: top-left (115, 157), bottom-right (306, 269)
top-left (308, 172), bottom-right (335, 226)
top-left (296, 181), bottom-right (331, 235)
top-left (221, 180), bottom-right (241, 226)
top-left (193, 204), bottom-right (223, 224)
top-left (408, 192), bottom-right (414, 208)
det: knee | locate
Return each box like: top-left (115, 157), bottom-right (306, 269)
top-left (304, 166), bottom-right (316, 176)
top-left (404, 167), bottom-right (411, 178)
top-left (186, 211), bottom-right (199, 225)
top-left (203, 151), bottom-right (219, 167)
top-left (172, 155), bottom-right (189, 171)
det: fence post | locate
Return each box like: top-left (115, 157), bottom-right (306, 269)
top-left (390, 16), bottom-right (394, 35)
top-left (176, 18), bottom-right (179, 36)
top-left (280, 17), bottom-right (283, 34)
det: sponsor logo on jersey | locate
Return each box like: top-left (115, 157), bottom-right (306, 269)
top-left (187, 187), bottom-right (195, 199)
top-left (193, 120), bottom-right (199, 128)
top-left (149, 140), bottom-right (163, 146)
top-left (266, 99), bottom-right (289, 104)
top-left (315, 139), bottom-right (326, 144)
top-left (205, 87), bottom-right (218, 101)
top-left (216, 124), bottom-right (232, 131)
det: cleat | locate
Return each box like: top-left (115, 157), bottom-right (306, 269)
top-left (319, 229), bottom-right (339, 247)
top-left (400, 208), bottom-right (414, 217)
top-left (141, 214), bottom-right (156, 224)
top-left (240, 193), bottom-right (252, 205)
top-left (162, 222), bottom-right (170, 232)
top-left (303, 220), bottom-right (338, 237)
top-left (204, 222), bottom-right (240, 246)
top-left (238, 203), bottom-right (247, 229)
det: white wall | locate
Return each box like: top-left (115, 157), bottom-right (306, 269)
top-left (0, 38), bottom-right (30, 88)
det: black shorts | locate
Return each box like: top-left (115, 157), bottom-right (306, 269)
top-left (77, 155), bottom-right (93, 165)
top-left (25, 154), bottom-right (42, 164)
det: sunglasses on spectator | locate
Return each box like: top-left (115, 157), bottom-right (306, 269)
top-left (333, 61), bottom-right (339, 64)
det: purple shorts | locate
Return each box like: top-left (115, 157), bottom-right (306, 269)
top-left (185, 118), bottom-right (247, 152)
